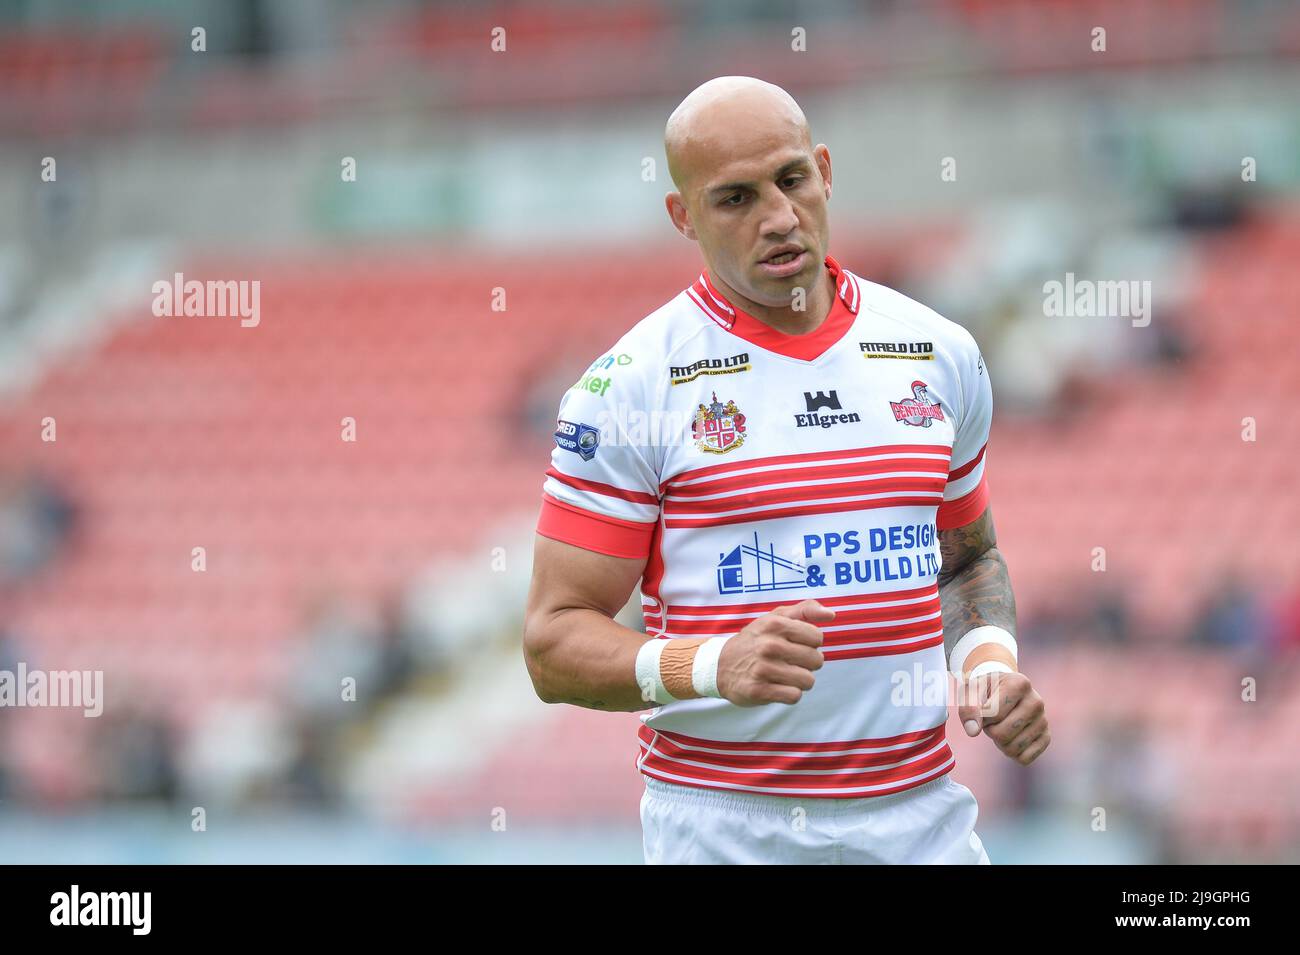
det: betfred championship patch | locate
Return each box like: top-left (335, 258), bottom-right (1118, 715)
top-left (889, 381), bottom-right (945, 428)
top-left (555, 419), bottom-right (600, 460)
top-left (693, 392), bottom-right (746, 454)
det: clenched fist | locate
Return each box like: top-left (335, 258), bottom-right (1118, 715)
top-left (958, 670), bottom-right (1051, 765)
top-left (716, 599), bottom-right (833, 706)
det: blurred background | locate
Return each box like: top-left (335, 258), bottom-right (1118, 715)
top-left (1, 0), bottom-right (1298, 864)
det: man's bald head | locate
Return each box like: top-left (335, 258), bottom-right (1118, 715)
top-left (664, 76), bottom-right (812, 197)
top-left (661, 76), bottom-right (834, 327)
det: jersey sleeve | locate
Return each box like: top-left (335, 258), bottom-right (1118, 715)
top-left (536, 347), bottom-right (661, 560)
top-left (936, 335), bottom-right (991, 531)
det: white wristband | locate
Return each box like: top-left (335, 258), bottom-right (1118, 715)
top-left (690, 635), bottom-right (731, 699)
top-left (635, 638), bottom-right (675, 704)
top-left (949, 625), bottom-right (1017, 679)
top-left (967, 660), bottom-right (1013, 681)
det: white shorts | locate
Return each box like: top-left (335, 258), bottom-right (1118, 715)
top-left (640, 773), bottom-right (990, 865)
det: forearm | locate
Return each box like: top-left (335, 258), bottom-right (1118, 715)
top-left (939, 546), bottom-right (1018, 675)
top-left (524, 606), bottom-right (656, 712)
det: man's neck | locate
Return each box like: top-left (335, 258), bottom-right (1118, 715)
top-left (710, 267), bottom-right (836, 337)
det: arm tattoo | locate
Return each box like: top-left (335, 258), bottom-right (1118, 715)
top-left (937, 507), bottom-right (1017, 663)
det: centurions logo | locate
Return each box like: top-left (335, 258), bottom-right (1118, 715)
top-left (693, 392), bottom-right (746, 454)
top-left (890, 381), bottom-right (945, 428)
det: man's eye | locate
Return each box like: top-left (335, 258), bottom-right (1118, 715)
top-left (723, 194), bottom-right (745, 206)
top-left (782, 176), bottom-right (804, 188)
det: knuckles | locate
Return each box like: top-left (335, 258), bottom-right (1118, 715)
top-left (1016, 732), bottom-right (1051, 765)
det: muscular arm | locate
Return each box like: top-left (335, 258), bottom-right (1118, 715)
top-left (523, 534), bottom-right (828, 712)
top-left (939, 505), bottom-right (1051, 763)
top-left (523, 534), bottom-right (657, 712)
top-left (937, 505), bottom-right (1018, 675)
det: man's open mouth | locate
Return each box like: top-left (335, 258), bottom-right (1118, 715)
top-left (758, 248), bottom-right (808, 275)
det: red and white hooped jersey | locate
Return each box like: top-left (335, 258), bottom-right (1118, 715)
top-left (538, 254), bottom-right (992, 799)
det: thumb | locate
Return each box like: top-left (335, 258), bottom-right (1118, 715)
top-left (956, 671), bottom-right (995, 737)
top-left (773, 599), bottom-right (836, 625)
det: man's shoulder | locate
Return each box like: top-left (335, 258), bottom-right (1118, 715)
top-left (849, 272), bottom-right (980, 359)
top-left (595, 288), bottom-right (719, 371)
top-left (558, 287), bottom-right (719, 413)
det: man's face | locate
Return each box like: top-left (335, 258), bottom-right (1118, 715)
top-left (674, 133), bottom-right (832, 309)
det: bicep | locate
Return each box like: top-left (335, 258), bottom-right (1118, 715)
top-left (527, 533), bottom-right (648, 623)
top-left (938, 505), bottom-right (998, 582)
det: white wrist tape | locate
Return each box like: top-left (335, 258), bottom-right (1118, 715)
top-left (690, 635), bottom-right (731, 698)
top-left (635, 638), bottom-right (675, 704)
top-left (968, 660), bottom-right (1013, 681)
top-left (949, 625), bottom-right (1017, 679)
top-left (635, 636), bottom-right (731, 704)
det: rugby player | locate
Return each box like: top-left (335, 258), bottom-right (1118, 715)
top-left (523, 76), bottom-right (1049, 864)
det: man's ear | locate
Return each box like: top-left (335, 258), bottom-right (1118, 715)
top-left (815, 144), bottom-right (832, 200)
top-left (665, 192), bottom-right (697, 240)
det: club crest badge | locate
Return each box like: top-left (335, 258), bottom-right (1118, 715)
top-left (890, 380), bottom-right (945, 428)
top-left (693, 391), bottom-right (747, 454)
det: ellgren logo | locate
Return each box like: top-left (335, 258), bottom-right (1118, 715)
top-left (889, 381), bottom-right (945, 427)
top-left (692, 392), bottom-right (746, 454)
top-left (795, 390), bottom-right (860, 429)
top-left (554, 419), bottom-right (600, 460)
top-left (717, 533), bottom-right (812, 594)
top-left (804, 390), bottom-right (841, 412)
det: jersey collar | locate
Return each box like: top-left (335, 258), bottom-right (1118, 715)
top-left (686, 254), bottom-right (861, 362)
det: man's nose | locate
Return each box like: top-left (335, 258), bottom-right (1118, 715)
top-left (758, 189), bottom-right (800, 236)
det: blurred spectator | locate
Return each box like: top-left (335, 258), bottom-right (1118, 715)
top-left (0, 471), bottom-right (78, 584)
top-left (0, 628), bottom-right (21, 799)
top-left (1088, 583), bottom-right (1132, 645)
top-left (1166, 184), bottom-right (1249, 232)
top-left (517, 361), bottom-right (583, 451)
top-left (275, 586), bottom-right (423, 808)
top-left (179, 699), bottom-right (296, 807)
top-left (282, 715), bottom-right (340, 808)
top-left (91, 696), bottom-right (181, 804)
top-left (1070, 715), bottom-right (1181, 863)
top-left (372, 588), bottom-right (420, 700)
top-left (1020, 581), bottom-right (1131, 647)
top-left (285, 588), bottom-right (385, 727)
top-left (1191, 572), bottom-right (1267, 652)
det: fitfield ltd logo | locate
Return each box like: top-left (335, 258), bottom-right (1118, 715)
top-left (50, 886), bottom-right (151, 935)
top-left (670, 351), bottom-right (750, 385)
top-left (152, 272), bottom-right (261, 327)
top-left (860, 341), bottom-right (934, 361)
